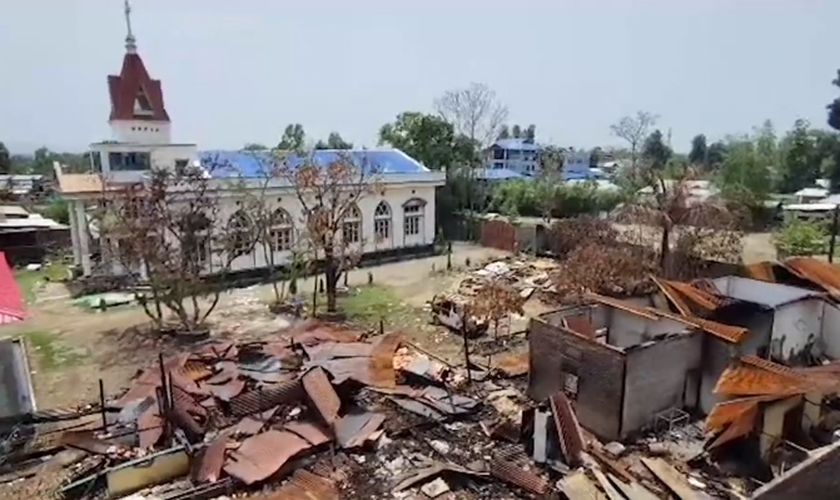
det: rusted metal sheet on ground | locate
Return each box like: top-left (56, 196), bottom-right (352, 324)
top-left (285, 420), bottom-right (333, 446)
top-left (233, 406), bottom-right (278, 436)
top-left (266, 468), bottom-right (339, 500)
top-left (489, 456), bottom-right (547, 495)
top-left (549, 391), bottom-right (584, 467)
top-left (191, 437), bottom-right (226, 484)
top-left (223, 430), bottom-right (312, 485)
top-left (640, 457), bottom-right (698, 500)
top-left (289, 322), bottom-right (361, 346)
top-left (303, 367), bottom-right (341, 425)
top-left (137, 402), bottom-right (163, 450)
top-left (229, 378), bottom-right (303, 417)
top-left (60, 430), bottom-right (123, 455)
top-left (335, 411), bottom-right (385, 449)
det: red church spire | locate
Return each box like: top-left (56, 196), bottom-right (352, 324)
top-left (107, 0), bottom-right (170, 123)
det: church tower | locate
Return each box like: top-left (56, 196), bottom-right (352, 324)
top-left (107, 0), bottom-right (171, 144)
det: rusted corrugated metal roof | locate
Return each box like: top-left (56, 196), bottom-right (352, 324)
top-left (549, 392), bottom-right (584, 467)
top-left (285, 420), bottom-right (333, 447)
top-left (289, 322), bottom-right (361, 345)
top-left (714, 361), bottom-right (807, 397)
top-left (586, 293), bottom-right (659, 319)
top-left (745, 262), bottom-right (778, 282)
top-left (707, 402), bottom-right (761, 450)
top-left (706, 395), bottom-right (783, 432)
top-left (191, 436), bottom-right (226, 484)
top-left (784, 258), bottom-right (840, 297)
top-left (489, 456), bottom-right (548, 495)
top-left (302, 367), bottom-right (341, 426)
top-left (266, 468), bottom-right (339, 500)
top-left (687, 279), bottom-right (736, 310)
top-left (229, 378), bottom-right (303, 417)
top-left (223, 430), bottom-right (312, 485)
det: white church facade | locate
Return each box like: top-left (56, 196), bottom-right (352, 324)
top-left (55, 2), bottom-right (445, 279)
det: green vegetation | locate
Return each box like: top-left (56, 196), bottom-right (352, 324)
top-left (14, 262), bottom-right (68, 304)
top-left (487, 179), bottom-right (624, 219)
top-left (774, 218), bottom-right (829, 257)
top-left (308, 284), bottom-right (431, 333)
top-left (25, 330), bottom-right (86, 371)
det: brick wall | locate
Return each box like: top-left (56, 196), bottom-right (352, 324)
top-left (752, 441), bottom-right (840, 499)
top-left (622, 332), bottom-right (703, 438)
top-left (528, 318), bottom-right (626, 441)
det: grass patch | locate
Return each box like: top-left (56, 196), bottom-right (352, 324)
top-left (24, 330), bottom-right (86, 371)
top-left (15, 262), bottom-right (69, 304)
top-left (308, 284), bottom-right (433, 333)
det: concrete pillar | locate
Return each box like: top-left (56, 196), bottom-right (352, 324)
top-left (69, 201), bottom-right (82, 266)
top-left (74, 201), bottom-right (92, 276)
top-left (803, 392), bottom-right (823, 432)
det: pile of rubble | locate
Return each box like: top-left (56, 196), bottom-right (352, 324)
top-left (0, 317), bottom-right (742, 500)
top-left (457, 258), bottom-right (559, 301)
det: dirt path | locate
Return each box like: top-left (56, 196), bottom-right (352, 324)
top-left (7, 244), bottom-right (509, 409)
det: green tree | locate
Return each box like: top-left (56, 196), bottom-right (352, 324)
top-left (497, 125), bottom-right (510, 140)
top-left (828, 69), bottom-right (840, 131)
top-left (277, 124), bottom-right (306, 151)
top-left (589, 147), bottom-right (602, 169)
top-left (642, 129), bottom-right (671, 170)
top-left (706, 141), bottom-right (728, 168)
top-left (688, 134), bottom-right (707, 166)
top-left (0, 142), bottom-right (10, 175)
top-left (716, 137), bottom-right (772, 207)
top-left (511, 124), bottom-right (522, 138)
top-left (314, 132), bottom-right (353, 150)
top-left (774, 217), bottom-right (827, 257)
top-left (243, 143), bottom-right (268, 151)
top-left (825, 71), bottom-right (840, 191)
top-left (523, 124), bottom-right (536, 142)
top-left (779, 119), bottom-right (817, 193)
top-left (378, 112), bottom-right (476, 172)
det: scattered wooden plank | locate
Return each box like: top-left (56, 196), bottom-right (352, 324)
top-left (641, 457), bottom-right (698, 500)
top-left (607, 473), bottom-right (659, 500)
top-left (559, 471), bottom-right (607, 500)
top-left (590, 468), bottom-right (625, 500)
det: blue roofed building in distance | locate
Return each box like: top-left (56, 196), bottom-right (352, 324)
top-left (54, 4), bottom-right (445, 280)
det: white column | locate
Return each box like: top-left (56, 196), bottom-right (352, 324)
top-left (69, 201), bottom-right (82, 266)
top-left (74, 202), bottom-right (92, 276)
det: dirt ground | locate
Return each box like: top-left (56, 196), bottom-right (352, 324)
top-left (4, 243), bottom-right (511, 410)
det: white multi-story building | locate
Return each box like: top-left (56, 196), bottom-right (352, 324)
top-left (55, 2), bottom-right (445, 278)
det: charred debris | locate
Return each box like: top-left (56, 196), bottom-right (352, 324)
top-left (4, 255), bottom-right (840, 499)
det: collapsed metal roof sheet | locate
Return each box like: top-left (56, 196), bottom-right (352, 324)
top-left (223, 430), bottom-right (312, 484)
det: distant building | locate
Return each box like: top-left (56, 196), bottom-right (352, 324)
top-left (486, 138), bottom-right (540, 176)
top-left (55, 2), bottom-right (444, 279)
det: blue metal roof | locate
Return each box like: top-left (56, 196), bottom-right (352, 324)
top-left (199, 149), bottom-right (430, 179)
top-left (492, 138), bottom-right (540, 152)
top-left (475, 168), bottom-right (527, 181)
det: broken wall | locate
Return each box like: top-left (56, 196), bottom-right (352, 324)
top-left (621, 332), bottom-right (703, 438)
top-left (821, 301), bottom-right (840, 358)
top-left (770, 299), bottom-right (824, 362)
top-left (528, 318), bottom-right (625, 440)
top-left (752, 441), bottom-right (840, 499)
top-left (604, 308), bottom-right (690, 349)
top-left (700, 336), bottom-right (735, 415)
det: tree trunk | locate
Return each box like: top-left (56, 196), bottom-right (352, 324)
top-left (660, 224), bottom-right (670, 274)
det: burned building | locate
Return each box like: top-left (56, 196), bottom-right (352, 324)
top-left (706, 276), bottom-right (840, 364)
top-left (527, 293), bottom-right (748, 441)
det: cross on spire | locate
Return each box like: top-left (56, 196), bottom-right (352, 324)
top-left (124, 0), bottom-right (136, 53)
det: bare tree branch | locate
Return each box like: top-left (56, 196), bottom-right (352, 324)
top-left (434, 82), bottom-right (509, 147)
top-left (610, 111), bottom-right (659, 169)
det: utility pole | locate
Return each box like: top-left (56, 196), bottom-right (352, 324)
top-left (829, 205), bottom-right (839, 263)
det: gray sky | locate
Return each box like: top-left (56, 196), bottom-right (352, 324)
top-left (1, 0), bottom-right (837, 154)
